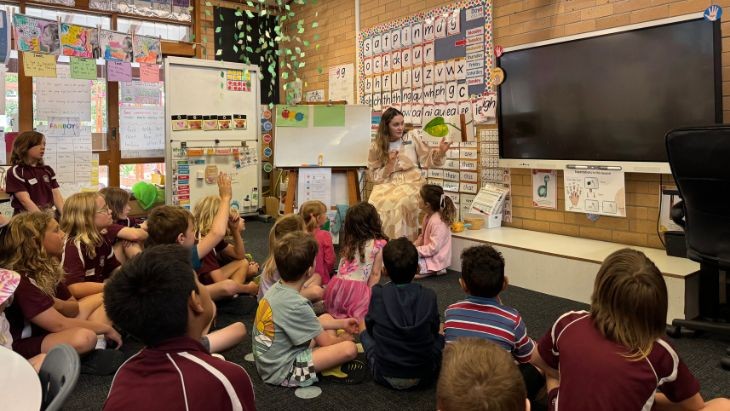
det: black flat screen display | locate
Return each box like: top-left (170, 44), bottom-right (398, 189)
top-left (498, 19), bottom-right (721, 163)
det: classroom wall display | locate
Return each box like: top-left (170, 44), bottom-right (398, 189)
top-left (358, 0), bottom-right (493, 115)
top-left (99, 30), bottom-right (133, 62)
top-left (132, 34), bottom-right (162, 64)
top-left (13, 14), bottom-right (60, 55)
top-left (89, 0), bottom-right (191, 22)
top-left (60, 23), bottom-right (99, 58)
top-left (164, 57), bottom-right (262, 215)
top-left (564, 167), bottom-right (626, 218)
top-left (119, 81), bottom-right (165, 155)
top-left (36, 76), bottom-right (92, 120)
top-left (329, 64), bottom-right (354, 103)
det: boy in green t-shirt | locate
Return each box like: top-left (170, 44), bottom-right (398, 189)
top-left (253, 231), bottom-right (358, 386)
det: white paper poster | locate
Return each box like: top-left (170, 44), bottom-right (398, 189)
top-left (305, 89), bottom-right (325, 102)
top-left (35, 77), bottom-right (91, 120)
top-left (38, 117), bottom-right (93, 186)
top-left (297, 167), bottom-right (332, 208)
top-left (532, 169), bottom-right (557, 209)
top-left (119, 105), bottom-right (165, 151)
top-left (328, 64), bottom-right (354, 103)
top-left (120, 81), bottom-right (163, 105)
top-left (472, 93), bottom-right (496, 124)
top-left (564, 167), bottom-right (626, 217)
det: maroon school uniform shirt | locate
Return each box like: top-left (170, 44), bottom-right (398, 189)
top-left (538, 311), bottom-right (700, 411)
top-left (5, 275), bottom-right (72, 358)
top-left (4, 164), bottom-right (59, 214)
top-left (104, 336), bottom-right (256, 411)
top-left (62, 224), bottom-right (124, 285)
top-left (196, 240), bottom-right (229, 285)
top-left (116, 217), bottom-right (139, 228)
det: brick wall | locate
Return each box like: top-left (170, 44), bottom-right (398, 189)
top-left (200, 0), bottom-right (729, 249)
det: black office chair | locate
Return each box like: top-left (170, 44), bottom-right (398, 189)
top-left (38, 344), bottom-right (80, 411)
top-left (665, 125), bottom-right (730, 370)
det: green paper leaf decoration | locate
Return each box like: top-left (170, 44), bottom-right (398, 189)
top-left (424, 117), bottom-right (449, 137)
top-left (233, 45), bottom-right (239, 53)
top-left (317, 66), bottom-right (323, 74)
top-left (246, 1), bottom-right (254, 6)
top-left (205, 1), bottom-right (212, 6)
top-left (219, 13), bottom-right (224, 21)
top-left (282, 72), bottom-right (289, 80)
top-left (311, 22), bottom-right (318, 28)
top-left (246, 10), bottom-right (254, 18)
top-left (215, 27), bottom-right (221, 33)
top-left (205, 9), bottom-right (211, 16)
top-left (303, 40), bottom-right (310, 47)
top-left (313, 34), bottom-right (320, 41)
top-left (216, 49), bottom-right (222, 56)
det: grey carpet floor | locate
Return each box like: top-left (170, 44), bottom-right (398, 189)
top-left (63, 220), bottom-right (730, 410)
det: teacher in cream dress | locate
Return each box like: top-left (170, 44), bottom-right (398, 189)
top-left (367, 107), bottom-right (451, 241)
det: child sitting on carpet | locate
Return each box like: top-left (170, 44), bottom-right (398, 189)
top-left (532, 248), bottom-right (730, 411)
top-left (253, 231), bottom-right (357, 387)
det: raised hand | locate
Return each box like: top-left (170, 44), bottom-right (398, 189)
top-left (438, 137), bottom-right (452, 154)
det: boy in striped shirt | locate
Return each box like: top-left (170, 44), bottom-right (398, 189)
top-left (444, 245), bottom-right (544, 400)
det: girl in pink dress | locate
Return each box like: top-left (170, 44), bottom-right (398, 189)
top-left (299, 200), bottom-right (335, 285)
top-left (324, 202), bottom-right (388, 323)
top-left (414, 184), bottom-right (456, 279)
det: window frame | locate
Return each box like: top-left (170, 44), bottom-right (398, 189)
top-left (13, 0), bottom-right (196, 187)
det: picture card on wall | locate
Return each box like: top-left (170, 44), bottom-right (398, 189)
top-left (13, 14), bottom-right (60, 55)
top-left (139, 63), bottom-right (160, 83)
top-left (60, 23), bottom-right (98, 58)
top-left (132, 34), bottom-right (161, 64)
top-left (69, 57), bottom-right (97, 80)
top-left (22, 52), bottom-right (57, 77)
top-left (107, 60), bottom-right (133, 82)
top-left (99, 29), bottom-right (133, 62)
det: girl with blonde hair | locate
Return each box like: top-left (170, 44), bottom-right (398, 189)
top-left (532, 249), bottom-right (730, 411)
top-left (258, 214), bottom-right (323, 302)
top-left (299, 200), bottom-right (335, 284)
top-left (0, 212), bottom-right (121, 360)
top-left (61, 192), bottom-right (147, 299)
top-left (192, 195), bottom-right (258, 295)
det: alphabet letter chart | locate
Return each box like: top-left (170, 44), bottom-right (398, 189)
top-left (358, 0), bottom-right (493, 125)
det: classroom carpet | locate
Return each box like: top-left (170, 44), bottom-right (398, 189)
top-left (63, 219), bottom-right (730, 410)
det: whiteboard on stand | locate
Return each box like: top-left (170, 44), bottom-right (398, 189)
top-left (274, 104), bottom-right (371, 168)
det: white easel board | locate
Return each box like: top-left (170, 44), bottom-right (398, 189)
top-left (273, 104), bottom-right (371, 167)
top-left (164, 57), bottom-right (261, 215)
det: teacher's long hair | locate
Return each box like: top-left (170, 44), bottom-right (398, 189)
top-left (374, 107), bottom-right (404, 166)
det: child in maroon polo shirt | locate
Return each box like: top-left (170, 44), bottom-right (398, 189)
top-left (60, 192), bottom-right (148, 299)
top-left (103, 244), bottom-right (255, 411)
top-left (5, 131), bottom-right (64, 215)
top-left (532, 249), bottom-right (730, 411)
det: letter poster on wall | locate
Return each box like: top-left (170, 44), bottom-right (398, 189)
top-left (358, 0), bottom-right (493, 115)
